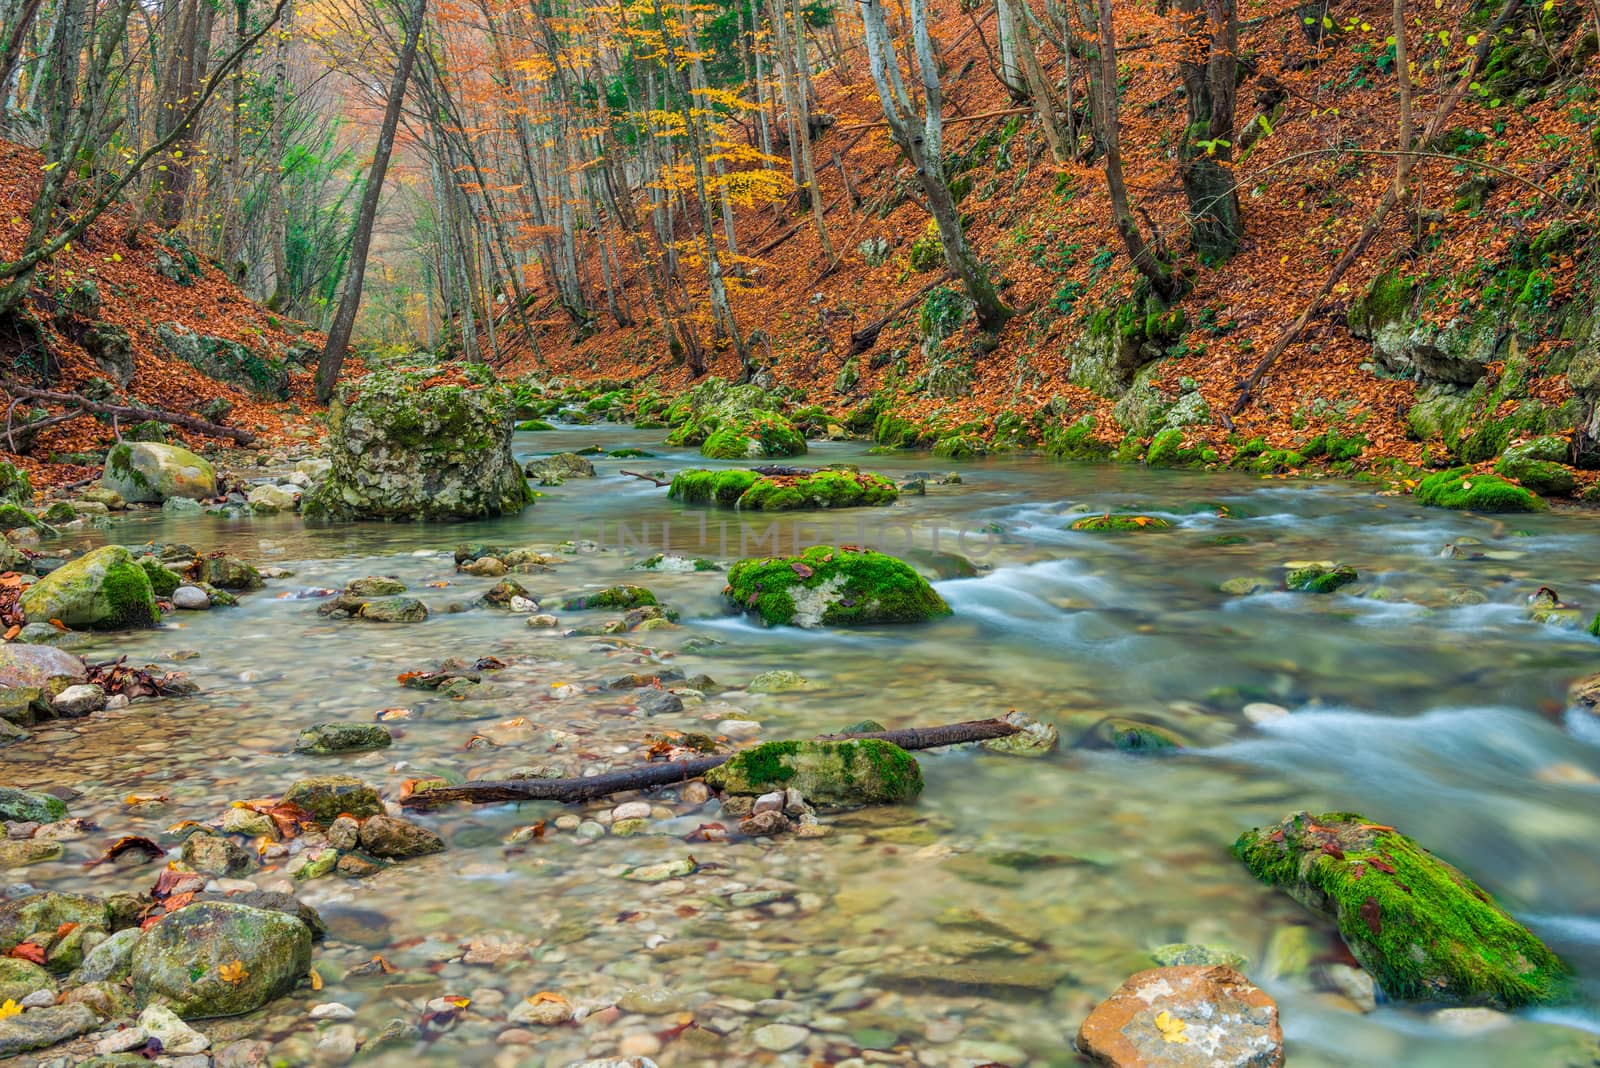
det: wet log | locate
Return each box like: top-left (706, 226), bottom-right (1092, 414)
top-left (401, 717), bottom-right (1021, 808)
top-left (620, 469), bottom-right (671, 486)
top-left (2, 383), bottom-right (256, 445)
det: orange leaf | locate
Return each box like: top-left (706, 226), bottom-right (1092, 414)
top-left (219, 959), bottom-right (248, 983)
top-left (309, 968), bottom-right (323, 991)
top-left (529, 991), bottom-right (570, 1006)
top-left (8, 942), bottom-right (45, 965)
top-left (2, 625), bottom-right (18, 640)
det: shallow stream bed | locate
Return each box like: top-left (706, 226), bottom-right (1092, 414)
top-left (7, 426), bottom-right (1600, 1066)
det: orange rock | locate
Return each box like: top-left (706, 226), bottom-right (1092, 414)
top-left (1076, 965), bottom-right (1283, 1068)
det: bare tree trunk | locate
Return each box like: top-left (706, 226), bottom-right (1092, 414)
top-left (316, 0), bottom-right (428, 403)
top-left (1175, 0), bottom-right (1241, 261)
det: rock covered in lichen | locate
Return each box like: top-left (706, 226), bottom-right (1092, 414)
top-left (523, 451), bottom-right (596, 484)
top-left (1494, 436), bottom-right (1574, 496)
top-left (130, 902), bottom-right (312, 1018)
top-left (1234, 812), bottom-right (1569, 1008)
top-left (1284, 563), bottom-right (1358, 594)
top-left (20, 545), bottom-right (159, 630)
top-left (700, 411), bottom-right (807, 459)
top-left (1069, 514), bottom-right (1172, 532)
top-left (100, 442), bottom-right (217, 504)
top-left (669, 467), bottom-right (897, 510)
top-left (301, 369), bottom-right (531, 522)
top-left (705, 738), bottom-right (922, 808)
top-left (1076, 965), bottom-right (1283, 1068)
top-left (724, 546), bottom-right (950, 628)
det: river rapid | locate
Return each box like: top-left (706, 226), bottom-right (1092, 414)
top-left (6, 424), bottom-right (1600, 1067)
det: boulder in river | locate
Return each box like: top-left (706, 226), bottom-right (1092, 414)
top-left (1284, 563), bottom-right (1358, 594)
top-left (561, 584), bottom-right (657, 611)
top-left (1069, 513), bottom-right (1173, 532)
top-left (0, 645), bottom-right (87, 722)
top-left (1076, 965), bottom-right (1283, 1067)
top-left (100, 442), bottom-right (217, 504)
top-left (357, 814), bottom-right (445, 858)
top-left (0, 1002), bottom-right (100, 1058)
top-left (1234, 812), bottom-right (1569, 1007)
top-left (280, 776), bottom-right (384, 824)
top-left (523, 451), bottom-right (596, 484)
top-left (699, 410), bottom-right (807, 459)
top-left (705, 738), bottom-right (922, 808)
top-left (724, 546), bottom-right (950, 628)
top-left (295, 722), bottom-right (393, 755)
top-left (198, 555), bottom-right (263, 591)
top-left (669, 467), bottom-right (897, 510)
top-left (130, 901), bottom-right (312, 1018)
top-left (1413, 467), bottom-right (1545, 512)
top-left (19, 545), bottom-right (159, 630)
top-left (301, 369), bottom-right (531, 522)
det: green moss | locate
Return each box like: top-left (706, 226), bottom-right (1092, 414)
top-left (0, 460), bottom-right (31, 505)
top-left (705, 738), bottom-right (923, 806)
top-left (676, 469), bottom-right (896, 511)
top-left (726, 739), bottom-right (801, 786)
top-left (724, 545), bottom-right (950, 628)
top-left (1348, 269), bottom-right (1415, 334)
top-left (561, 584), bottom-right (658, 611)
top-left (908, 232), bottom-right (943, 272)
top-left (1068, 514), bottom-right (1172, 532)
top-left (516, 419), bottom-right (556, 431)
top-left (1234, 812), bottom-right (1570, 1007)
top-left (1286, 563), bottom-right (1359, 593)
top-left (101, 559), bottom-right (160, 628)
top-left (1145, 428), bottom-right (1184, 466)
top-left (932, 434), bottom-right (984, 460)
top-left (1302, 431), bottom-right (1369, 462)
top-left (701, 410), bottom-right (806, 459)
top-left (0, 503), bottom-right (51, 534)
top-left (1043, 416), bottom-right (1112, 460)
top-left (1414, 467), bottom-right (1546, 512)
top-left (138, 557), bottom-right (184, 598)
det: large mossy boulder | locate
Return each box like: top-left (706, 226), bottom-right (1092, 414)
top-left (1494, 436), bottom-right (1575, 496)
top-left (1234, 812), bottom-right (1568, 1008)
top-left (301, 369), bottom-right (531, 522)
top-left (701, 410), bottom-right (807, 459)
top-left (705, 739), bottom-right (923, 808)
top-left (101, 442), bottom-right (217, 504)
top-left (154, 323), bottom-right (290, 400)
top-left (130, 902), bottom-right (312, 1018)
top-left (1413, 466), bottom-right (1546, 512)
top-left (20, 545), bottom-right (158, 630)
top-left (670, 468), bottom-right (897, 510)
top-left (724, 546), bottom-right (950, 628)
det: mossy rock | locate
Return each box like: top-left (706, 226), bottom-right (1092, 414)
top-left (524, 451), bottom-right (596, 484)
top-left (279, 776), bottom-right (383, 823)
top-left (1080, 717), bottom-right (1185, 752)
top-left (705, 738), bottom-right (922, 808)
top-left (1414, 467), bottom-right (1546, 512)
top-left (1285, 564), bottom-right (1359, 593)
top-left (701, 410), bottom-right (807, 460)
top-left (1234, 812), bottom-right (1570, 1007)
top-left (0, 786), bottom-right (68, 823)
top-left (136, 557), bottom-right (184, 598)
top-left (20, 545), bottom-right (159, 630)
top-left (724, 546), bottom-right (950, 628)
top-left (130, 902), bottom-right (312, 1018)
top-left (561, 584), bottom-right (657, 611)
top-left (1068, 514), bottom-right (1172, 533)
top-left (101, 442), bottom-right (217, 504)
top-left (932, 434), bottom-right (985, 460)
top-left (670, 468), bottom-right (898, 511)
top-left (0, 460), bottom-right (31, 506)
top-left (294, 722), bottom-right (393, 755)
top-left (1494, 436), bottom-right (1574, 496)
top-left (1043, 416), bottom-right (1113, 460)
top-left (515, 419), bottom-right (556, 431)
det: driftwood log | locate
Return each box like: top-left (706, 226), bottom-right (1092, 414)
top-left (620, 469), bottom-right (671, 486)
top-left (401, 717), bottom-right (1021, 808)
top-left (3, 383), bottom-right (256, 446)
top-left (850, 272), bottom-right (952, 355)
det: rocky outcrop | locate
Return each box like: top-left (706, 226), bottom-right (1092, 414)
top-left (19, 545), bottom-right (159, 630)
top-left (301, 370), bottom-right (531, 522)
top-left (100, 442), bottom-right (217, 503)
top-left (154, 323), bottom-right (289, 399)
top-left (724, 546), bottom-right (950, 628)
top-left (1235, 812), bottom-right (1568, 1007)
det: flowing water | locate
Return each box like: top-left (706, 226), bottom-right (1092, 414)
top-left (7, 426), bottom-right (1600, 1067)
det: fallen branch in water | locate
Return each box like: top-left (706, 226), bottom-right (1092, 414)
top-left (620, 469), bottom-right (671, 486)
top-left (2, 382), bottom-right (256, 446)
top-left (401, 717), bottom-right (1021, 808)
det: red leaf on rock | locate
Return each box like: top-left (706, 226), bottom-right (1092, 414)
top-left (8, 942), bottom-right (45, 964)
top-left (1360, 896), bottom-right (1382, 936)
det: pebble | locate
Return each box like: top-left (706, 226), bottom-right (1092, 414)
top-left (22, 989), bottom-right (56, 1007)
top-left (309, 1002), bottom-right (357, 1021)
top-left (527, 614), bottom-right (559, 628)
top-left (508, 997), bottom-right (574, 1026)
top-left (137, 1004), bottom-right (209, 1054)
top-left (752, 791), bottom-right (785, 814)
top-left (617, 1031), bottom-right (663, 1056)
top-left (612, 801), bottom-right (652, 821)
top-left (1242, 702), bottom-right (1289, 725)
top-left (682, 782), bottom-right (710, 804)
top-left (497, 1028), bottom-right (535, 1044)
top-left (1431, 1007), bottom-right (1512, 1034)
top-left (716, 719), bottom-right (762, 738)
top-left (95, 1027), bottom-right (149, 1054)
top-left (173, 585), bottom-right (211, 610)
top-left (104, 694), bottom-right (130, 710)
top-left (752, 1023), bottom-right (810, 1052)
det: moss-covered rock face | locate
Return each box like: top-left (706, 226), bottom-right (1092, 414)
top-left (101, 442), bottom-right (217, 504)
top-left (725, 546), bottom-right (950, 628)
top-left (670, 468), bottom-right (898, 511)
top-left (700, 410), bottom-right (807, 459)
top-left (524, 451), bottom-right (597, 485)
top-left (1234, 812), bottom-right (1569, 1008)
top-left (301, 370), bottom-right (531, 522)
top-left (130, 902), bottom-right (312, 1019)
top-left (1285, 563), bottom-right (1358, 593)
top-left (705, 738), bottom-right (923, 807)
top-left (1414, 467), bottom-right (1546, 512)
top-left (1069, 298), bottom-right (1185, 399)
top-left (1068, 514), bottom-right (1171, 532)
top-left (931, 434), bottom-right (985, 460)
top-left (154, 323), bottom-right (289, 400)
top-left (20, 545), bottom-right (159, 630)
top-left (0, 460), bottom-right (31, 506)
top-left (1494, 436), bottom-right (1575, 496)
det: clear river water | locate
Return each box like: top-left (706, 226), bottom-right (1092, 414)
top-left (6, 424), bottom-right (1600, 1067)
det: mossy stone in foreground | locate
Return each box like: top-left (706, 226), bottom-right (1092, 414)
top-left (724, 546), bottom-right (950, 628)
top-left (1234, 812), bottom-right (1569, 1008)
top-left (20, 545), bottom-right (159, 630)
top-left (705, 739), bottom-right (922, 807)
top-left (131, 902), bottom-right (312, 1018)
top-left (1413, 466), bottom-right (1545, 512)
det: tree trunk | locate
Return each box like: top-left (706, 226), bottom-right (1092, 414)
top-left (316, 0), bottom-right (428, 403)
top-left (1175, 0), bottom-right (1241, 261)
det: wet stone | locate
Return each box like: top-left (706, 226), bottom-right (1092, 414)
top-left (1076, 965), bottom-right (1284, 1068)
